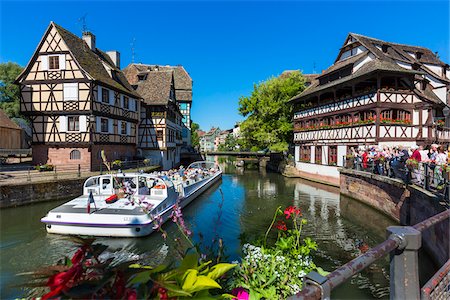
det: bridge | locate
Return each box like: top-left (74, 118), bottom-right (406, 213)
top-left (203, 151), bottom-right (271, 157)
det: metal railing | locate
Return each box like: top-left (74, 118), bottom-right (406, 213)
top-left (343, 156), bottom-right (450, 203)
top-left (0, 160), bottom-right (159, 184)
top-left (290, 210), bottom-right (450, 300)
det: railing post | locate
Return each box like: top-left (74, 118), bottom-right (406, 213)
top-left (54, 165), bottom-right (57, 180)
top-left (301, 271), bottom-right (330, 300)
top-left (27, 168), bottom-right (31, 182)
top-left (386, 226), bottom-right (421, 300)
top-left (423, 163), bottom-right (429, 190)
top-left (78, 164), bottom-right (81, 178)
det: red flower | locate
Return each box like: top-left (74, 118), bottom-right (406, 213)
top-left (125, 288), bottom-right (137, 300)
top-left (43, 264), bottom-right (83, 300)
top-left (71, 246), bottom-right (86, 265)
top-left (284, 206), bottom-right (301, 219)
top-left (276, 221), bottom-right (287, 231)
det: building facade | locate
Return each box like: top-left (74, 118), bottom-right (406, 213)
top-left (290, 33), bottom-right (450, 179)
top-left (199, 127), bottom-right (221, 152)
top-left (16, 22), bottom-right (140, 170)
top-left (129, 70), bottom-right (183, 170)
top-left (123, 64), bottom-right (193, 148)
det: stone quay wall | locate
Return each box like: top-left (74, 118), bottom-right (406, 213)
top-left (0, 177), bottom-right (86, 208)
top-left (339, 168), bottom-right (449, 267)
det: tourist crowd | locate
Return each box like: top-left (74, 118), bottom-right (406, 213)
top-left (150, 164), bottom-right (220, 186)
top-left (348, 144), bottom-right (449, 188)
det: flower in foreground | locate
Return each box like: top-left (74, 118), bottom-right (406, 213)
top-left (276, 220), bottom-right (287, 231)
top-left (232, 287), bottom-right (250, 300)
top-left (284, 206), bottom-right (301, 219)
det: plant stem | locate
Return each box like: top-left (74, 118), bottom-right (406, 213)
top-left (264, 206), bottom-right (281, 247)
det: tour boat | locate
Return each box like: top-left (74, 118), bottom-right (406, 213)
top-left (41, 161), bottom-right (222, 237)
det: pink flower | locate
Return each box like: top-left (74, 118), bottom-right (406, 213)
top-left (232, 287), bottom-right (249, 300)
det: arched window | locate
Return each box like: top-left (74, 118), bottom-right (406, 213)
top-left (70, 150), bottom-right (81, 160)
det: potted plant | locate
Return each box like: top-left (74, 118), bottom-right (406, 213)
top-left (405, 159), bottom-right (419, 171)
top-left (345, 154), bottom-right (355, 168)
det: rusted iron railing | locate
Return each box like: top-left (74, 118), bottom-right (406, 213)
top-left (290, 209), bottom-right (450, 300)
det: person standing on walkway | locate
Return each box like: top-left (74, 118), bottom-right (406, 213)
top-left (410, 145), bottom-right (422, 184)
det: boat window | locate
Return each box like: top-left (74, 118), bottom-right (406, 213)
top-left (102, 178), bottom-right (111, 191)
top-left (85, 177), bottom-right (99, 187)
top-left (138, 176), bottom-right (151, 195)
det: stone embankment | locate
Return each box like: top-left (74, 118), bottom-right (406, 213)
top-left (0, 165), bottom-right (159, 208)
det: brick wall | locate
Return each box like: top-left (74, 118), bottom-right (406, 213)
top-left (32, 145), bottom-right (91, 170)
top-left (91, 144), bottom-right (136, 170)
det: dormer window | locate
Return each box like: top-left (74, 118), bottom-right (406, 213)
top-left (138, 74), bottom-right (147, 81)
top-left (416, 51), bottom-right (423, 60)
top-left (381, 44), bottom-right (389, 53)
top-left (49, 55), bottom-right (60, 70)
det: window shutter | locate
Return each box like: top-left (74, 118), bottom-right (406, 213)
top-left (79, 116), bottom-right (87, 132)
top-left (97, 87), bottom-right (102, 102)
top-left (59, 55), bottom-right (66, 70)
top-left (63, 83), bottom-right (78, 101)
top-left (109, 90), bottom-right (114, 105)
top-left (96, 117), bottom-right (101, 132)
top-left (108, 119), bottom-right (113, 133)
top-left (130, 98), bottom-right (135, 111)
top-left (41, 55), bottom-right (48, 70)
top-left (59, 116), bottom-right (67, 132)
top-left (127, 122), bottom-right (131, 135)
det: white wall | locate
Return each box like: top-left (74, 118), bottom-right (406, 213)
top-left (310, 146), bottom-right (315, 164)
top-left (337, 145), bottom-right (347, 167)
top-left (295, 145), bottom-right (300, 162)
top-left (295, 161), bottom-right (340, 179)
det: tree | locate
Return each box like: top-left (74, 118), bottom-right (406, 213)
top-left (238, 71), bottom-right (306, 152)
top-left (0, 62), bottom-right (23, 118)
top-left (217, 134), bottom-right (238, 151)
top-left (191, 121), bottom-right (200, 148)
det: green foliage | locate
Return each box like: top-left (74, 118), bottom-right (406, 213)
top-left (238, 71), bottom-right (306, 152)
top-left (0, 62), bottom-right (23, 118)
top-left (231, 206), bottom-right (321, 299)
top-left (218, 134), bottom-right (238, 151)
top-left (191, 121), bottom-right (200, 147)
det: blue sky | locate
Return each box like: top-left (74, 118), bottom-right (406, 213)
top-left (1, 1), bottom-right (449, 131)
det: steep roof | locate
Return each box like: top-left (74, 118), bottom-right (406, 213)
top-left (52, 23), bottom-right (140, 98)
top-left (16, 22), bottom-right (140, 98)
top-left (124, 63), bottom-right (192, 101)
top-left (349, 33), bottom-right (446, 66)
top-left (0, 110), bottom-right (21, 130)
top-left (135, 71), bottom-right (174, 105)
top-left (290, 33), bottom-right (446, 102)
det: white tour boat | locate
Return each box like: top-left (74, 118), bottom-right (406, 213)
top-left (41, 161), bottom-right (222, 237)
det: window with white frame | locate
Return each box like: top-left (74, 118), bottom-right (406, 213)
top-left (49, 55), bottom-right (59, 70)
top-left (68, 116), bottom-right (79, 132)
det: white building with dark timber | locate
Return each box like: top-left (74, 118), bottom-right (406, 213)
top-left (290, 33), bottom-right (450, 180)
top-left (15, 22), bottom-right (141, 170)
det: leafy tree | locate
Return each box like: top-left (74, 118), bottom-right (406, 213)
top-left (191, 121), bottom-right (200, 147)
top-left (0, 62), bottom-right (24, 118)
top-left (217, 134), bottom-right (238, 151)
top-left (238, 71), bottom-right (306, 152)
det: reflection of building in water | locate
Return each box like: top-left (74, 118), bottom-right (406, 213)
top-left (257, 179), bottom-right (277, 197)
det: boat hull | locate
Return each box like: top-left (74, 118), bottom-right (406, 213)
top-left (43, 171), bottom-right (222, 237)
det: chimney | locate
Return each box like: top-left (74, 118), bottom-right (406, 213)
top-left (82, 32), bottom-right (96, 50)
top-left (106, 50), bottom-right (120, 69)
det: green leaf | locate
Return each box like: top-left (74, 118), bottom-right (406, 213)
top-left (206, 263), bottom-right (236, 280)
top-left (182, 269), bottom-right (198, 291)
top-left (179, 252), bottom-right (199, 272)
top-left (163, 282), bottom-right (193, 297)
top-left (186, 275), bottom-right (221, 293)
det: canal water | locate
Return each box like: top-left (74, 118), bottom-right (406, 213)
top-left (1, 159), bottom-right (397, 299)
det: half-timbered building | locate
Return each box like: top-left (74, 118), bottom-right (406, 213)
top-left (15, 22), bottom-right (141, 170)
top-left (290, 33), bottom-right (450, 179)
top-left (131, 70), bottom-right (183, 169)
top-left (123, 63), bottom-right (193, 147)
